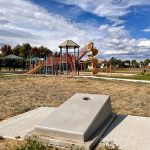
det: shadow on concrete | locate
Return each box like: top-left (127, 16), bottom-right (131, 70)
top-left (92, 114), bottom-right (127, 149)
top-left (102, 114), bottom-right (128, 139)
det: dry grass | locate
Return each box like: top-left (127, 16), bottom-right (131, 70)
top-left (0, 75), bottom-right (150, 149)
top-left (0, 75), bottom-right (150, 121)
top-left (0, 139), bottom-right (24, 150)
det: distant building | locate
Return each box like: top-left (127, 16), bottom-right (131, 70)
top-left (101, 63), bottom-right (105, 68)
top-left (125, 62), bottom-right (130, 67)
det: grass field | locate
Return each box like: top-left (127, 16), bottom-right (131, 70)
top-left (98, 73), bottom-right (150, 80)
top-left (0, 75), bottom-right (150, 149)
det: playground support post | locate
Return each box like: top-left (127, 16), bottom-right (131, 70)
top-left (110, 61), bottom-right (112, 75)
top-left (52, 54), bottom-right (54, 75)
top-left (77, 48), bottom-right (79, 75)
top-left (106, 62), bottom-right (108, 76)
top-left (66, 46), bottom-right (68, 75)
top-left (29, 58), bottom-right (31, 70)
top-left (9, 58), bottom-right (10, 71)
top-left (45, 56), bottom-right (47, 74)
top-left (74, 47), bottom-right (76, 74)
top-left (84, 62), bottom-right (86, 72)
top-left (81, 63), bottom-right (83, 72)
top-left (60, 47), bottom-right (62, 75)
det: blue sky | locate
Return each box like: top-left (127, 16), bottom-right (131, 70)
top-left (0, 0), bottom-right (150, 60)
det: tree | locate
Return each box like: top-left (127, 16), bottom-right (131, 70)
top-left (125, 60), bottom-right (130, 64)
top-left (116, 59), bottom-right (125, 67)
top-left (110, 57), bottom-right (128, 68)
top-left (0, 45), bottom-right (12, 56)
top-left (30, 47), bottom-right (39, 57)
top-left (12, 45), bottom-right (21, 56)
top-left (22, 43), bottom-right (32, 58)
top-left (144, 59), bottom-right (150, 66)
top-left (131, 59), bottom-right (137, 67)
top-left (110, 57), bottom-right (118, 68)
top-left (38, 46), bottom-right (52, 58)
top-left (17, 46), bottom-right (25, 58)
top-left (140, 61), bottom-right (144, 67)
top-left (13, 43), bottom-right (32, 58)
top-left (131, 59), bottom-right (140, 68)
top-left (0, 53), bottom-right (2, 70)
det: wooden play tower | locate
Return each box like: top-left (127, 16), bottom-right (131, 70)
top-left (59, 40), bottom-right (80, 75)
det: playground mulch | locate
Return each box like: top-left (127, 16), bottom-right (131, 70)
top-left (0, 75), bottom-right (150, 149)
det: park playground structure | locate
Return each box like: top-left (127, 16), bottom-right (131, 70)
top-left (27, 40), bottom-right (99, 76)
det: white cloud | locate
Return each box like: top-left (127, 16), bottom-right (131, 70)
top-left (0, 0), bottom-right (85, 50)
top-left (93, 24), bottom-right (150, 59)
top-left (0, 0), bottom-right (149, 59)
top-left (58, 0), bottom-right (150, 26)
top-left (103, 50), bottom-right (129, 55)
top-left (142, 27), bottom-right (150, 32)
top-left (65, 0), bottom-right (150, 15)
top-left (139, 40), bottom-right (150, 47)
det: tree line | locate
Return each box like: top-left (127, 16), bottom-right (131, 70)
top-left (110, 57), bottom-right (150, 68)
top-left (0, 43), bottom-right (52, 58)
top-left (0, 44), bottom-right (149, 69)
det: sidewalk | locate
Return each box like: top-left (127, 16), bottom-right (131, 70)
top-left (76, 75), bottom-right (150, 84)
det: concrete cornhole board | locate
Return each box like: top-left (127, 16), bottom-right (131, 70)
top-left (26, 93), bottom-right (115, 149)
top-left (1, 93), bottom-right (150, 150)
top-left (0, 107), bottom-right (56, 139)
top-left (99, 115), bottom-right (150, 150)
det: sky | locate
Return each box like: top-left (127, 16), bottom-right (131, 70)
top-left (0, 0), bottom-right (150, 60)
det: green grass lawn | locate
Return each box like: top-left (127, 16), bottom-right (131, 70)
top-left (98, 73), bottom-right (150, 81)
top-left (110, 70), bottom-right (140, 74)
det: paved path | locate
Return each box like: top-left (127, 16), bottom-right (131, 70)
top-left (80, 72), bottom-right (136, 77)
top-left (99, 115), bottom-right (150, 150)
top-left (76, 75), bottom-right (150, 84)
top-left (0, 107), bottom-right (56, 139)
top-left (1, 73), bottom-right (150, 83)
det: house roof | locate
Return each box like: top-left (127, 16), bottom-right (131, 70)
top-left (59, 40), bottom-right (80, 48)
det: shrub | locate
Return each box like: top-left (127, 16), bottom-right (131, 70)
top-left (16, 139), bottom-right (54, 150)
top-left (16, 139), bottom-right (83, 150)
top-left (16, 139), bottom-right (120, 150)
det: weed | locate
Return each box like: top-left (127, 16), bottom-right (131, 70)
top-left (16, 139), bottom-right (52, 150)
top-left (16, 139), bottom-right (84, 150)
top-left (97, 141), bottom-right (121, 150)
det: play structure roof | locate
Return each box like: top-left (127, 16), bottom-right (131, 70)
top-left (59, 40), bottom-right (80, 48)
top-left (26, 57), bottom-right (39, 62)
top-left (0, 54), bottom-right (24, 60)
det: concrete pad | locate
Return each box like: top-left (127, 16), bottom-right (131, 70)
top-left (26, 93), bottom-right (114, 149)
top-left (99, 115), bottom-right (150, 150)
top-left (0, 107), bottom-right (56, 139)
